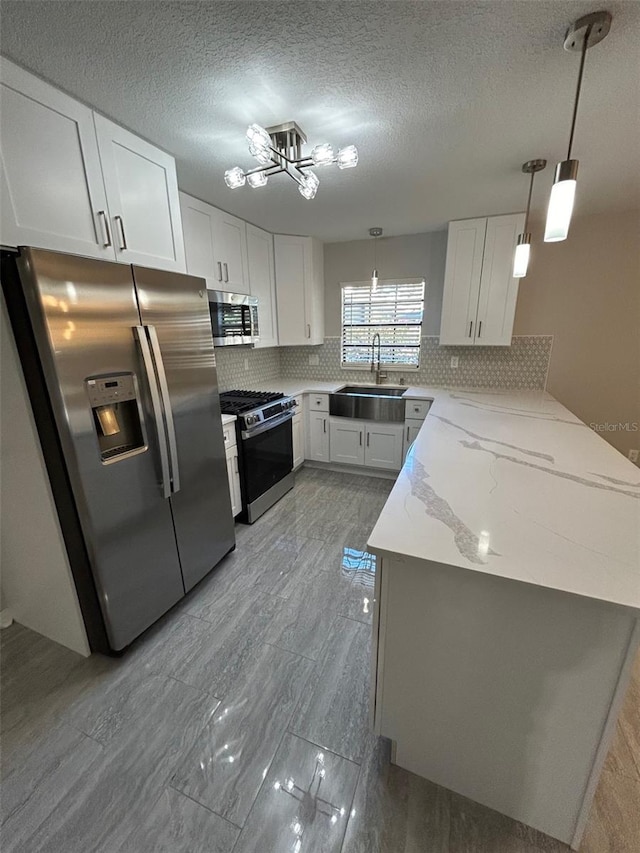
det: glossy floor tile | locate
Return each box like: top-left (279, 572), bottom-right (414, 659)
top-left (233, 732), bottom-right (360, 853)
top-left (171, 642), bottom-right (314, 826)
top-left (290, 616), bottom-right (372, 762)
top-left (1, 467), bottom-right (639, 852)
top-left (341, 733), bottom-right (449, 853)
top-left (120, 787), bottom-right (239, 853)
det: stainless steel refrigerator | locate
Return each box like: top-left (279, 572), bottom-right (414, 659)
top-left (2, 247), bottom-right (235, 652)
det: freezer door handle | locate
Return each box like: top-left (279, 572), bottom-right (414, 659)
top-left (146, 324), bottom-right (181, 494)
top-left (134, 326), bottom-right (171, 499)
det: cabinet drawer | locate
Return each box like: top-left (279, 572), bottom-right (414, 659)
top-left (405, 399), bottom-right (432, 420)
top-left (308, 393), bottom-right (329, 412)
top-left (222, 421), bottom-right (237, 449)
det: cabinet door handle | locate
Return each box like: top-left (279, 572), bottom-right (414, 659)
top-left (306, 324), bottom-right (311, 338)
top-left (234, 454), bottom-right (239, 475)
top-left (359, 431), bottom-right (362, 446)
top-left (114, 215), bottom-right (128, 250)
top-left (407, 425), bottom-right (410, 441)
top-left (366, 432), bottom-right (370, 447)
top-left (217, 261), bottom-right (223, 281)
top-left (223, 262), bottom-right (229, 283)
top-left (323, 419), bottom-right (326, 434)
top-left (97, 210), bottom-right (112, 247)
top-left (478, 320), bottom-right (482, 338)
top-left (468, 320), bottom-right (473, 338)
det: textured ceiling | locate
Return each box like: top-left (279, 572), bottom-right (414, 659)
top-left (1, 1), bottom-right (639, 241)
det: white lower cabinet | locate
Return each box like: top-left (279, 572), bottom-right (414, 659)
top-left (329, 418), bottom-right (405, 470)
top-left (292, 396), bottom-right (305, 470)
top-left (292, 414), bottom-right (305, 469)
top-left (307, 411), bottom-right (330, 462)
top-left (330, 419), bottom-right (366, 466)
top-left (403, 419), bottom-right (423, 460)
top-left (365, 423), bottom-right (404, 471)
top-left (225, 445), bottom-right (241, 517)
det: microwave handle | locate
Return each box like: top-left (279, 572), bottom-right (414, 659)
top-left (242, 304), bottom-right (256, 338)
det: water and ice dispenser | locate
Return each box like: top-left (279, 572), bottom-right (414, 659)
top-left (86, 373), bottom-right (145, 462)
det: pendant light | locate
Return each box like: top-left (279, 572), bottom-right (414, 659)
top-left (544, 11), bottom-right (612, 242)
top-left (369, 227), bottom-right (382, 291)
top-left (513, 159), bottom-right (546, 278)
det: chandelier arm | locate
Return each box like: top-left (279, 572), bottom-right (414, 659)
top-left (245, 163), bottom-right (279, 176)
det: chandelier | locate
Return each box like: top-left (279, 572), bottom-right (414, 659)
top-left (224, 121), bottom-right (358, 200)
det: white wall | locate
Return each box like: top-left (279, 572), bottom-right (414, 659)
top-left (1, 297), bottom-right (89, 655)
top-left (323, 231), bottom-right (447, 337)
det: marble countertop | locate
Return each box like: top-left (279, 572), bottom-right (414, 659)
top-left (221, 413), bottom-right (237, 426)
top-left (367, 388), bottom-right (640, 612)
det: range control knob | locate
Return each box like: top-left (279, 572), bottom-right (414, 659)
top-left (245, 415), bottom-right (257, 426)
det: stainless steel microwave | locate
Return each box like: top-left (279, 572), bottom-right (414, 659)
top-left (208, 290), bottom-right (259, 347)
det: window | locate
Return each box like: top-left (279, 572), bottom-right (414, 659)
top-left (341, 279), bottom-right (425, 368)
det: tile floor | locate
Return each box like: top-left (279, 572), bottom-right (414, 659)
top-left (1, 467), bottom-right (639, 852)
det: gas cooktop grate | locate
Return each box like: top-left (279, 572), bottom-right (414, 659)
top-left (219, 389), bottom-right (285, 415)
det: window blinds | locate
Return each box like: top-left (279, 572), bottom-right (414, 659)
top-left (341, 279), bottom-right (425, 366)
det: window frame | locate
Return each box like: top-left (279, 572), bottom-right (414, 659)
top-left (340, 277), bottom-right (425, 372)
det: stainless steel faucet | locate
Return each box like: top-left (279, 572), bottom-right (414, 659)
top-left (371, 333), bottom-right (387, 385)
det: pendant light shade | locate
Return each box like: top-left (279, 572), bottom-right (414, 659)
top-left (513, 159), bottom-right (546, 279)
top-left (369, 227), bottom-right (382, 292)
top-left (513, 238), bottom-right (531, 279)
top-left (544, 11), bottom-right (611, 243)
top-left (544, 160), bottom-right (578, 242)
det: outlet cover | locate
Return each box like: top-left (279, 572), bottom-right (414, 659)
top-left (243, 358), bottom-right (249, 371)
top-left (629, 449), bottom-right (639, 464)
top-left (309, 354), bottom-right (320, 366)
top-left (450, 356), bottom-right (459, 369)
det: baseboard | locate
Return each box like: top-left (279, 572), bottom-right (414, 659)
top-left (302, 460), bottom-right (397, 481)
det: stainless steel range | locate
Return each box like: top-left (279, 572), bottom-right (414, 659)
top-left (219, 390), bottom-right (297, 522)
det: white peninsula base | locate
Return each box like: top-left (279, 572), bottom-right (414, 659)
top-left (370, 554), bottom-right (639, 849)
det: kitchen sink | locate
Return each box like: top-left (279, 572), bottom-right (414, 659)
top-left (336, 385), bottom-right (407, 397)
top-left (330, 385), bottom-right (406, 422)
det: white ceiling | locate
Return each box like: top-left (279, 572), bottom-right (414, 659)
top-left (1, 1), bottom-right (639, 242)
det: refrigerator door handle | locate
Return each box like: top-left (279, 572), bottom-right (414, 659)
top-left (146, 324), bottom-right (181, 494)
top-left (134, 326), bottom-right (172, 499)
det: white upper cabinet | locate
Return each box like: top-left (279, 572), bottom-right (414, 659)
top-left (246, 224), bottom-right (278, 348)
top-left (0, 59), bottom-right (186, 272)
top-left (213, 210), bottom-right (249, 293)
top-left (180, 192), bottom-right (217, 286)
top-left (93, 114), bottom-right (185, 272)
top-left (475, 214), bottom-right (525, 345)
top-left (179, 192), bottom-right (249, 293)
top-left (439, 218), bottom-right (486, 345)
top-left (0, 58), bottom-right (112, 259)
top-left (439, 213), bottom-right (524, 346)
top-left (274, 235), bottom-right (324, 346)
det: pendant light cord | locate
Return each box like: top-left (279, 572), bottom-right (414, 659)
top-left (567, 24), bottom-right (592, 159)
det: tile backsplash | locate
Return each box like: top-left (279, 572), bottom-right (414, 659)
top-left (280, 335), bottom-right (553, 390)
top-left (215, 346), bottom-right (281, 392)
top-left (214, 335), bottom-right (552, 392)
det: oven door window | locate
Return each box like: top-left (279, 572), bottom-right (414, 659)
top-left (241, 418), bottom-right (293, 505)
top-left (210, 302), bottom-right (252, 340)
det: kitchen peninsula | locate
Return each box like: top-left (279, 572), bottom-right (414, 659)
top-left (367, 388), bottom-right (640, 850)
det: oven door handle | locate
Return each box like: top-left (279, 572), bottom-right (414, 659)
top-left (241, 411), bottom-right (294, 440)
